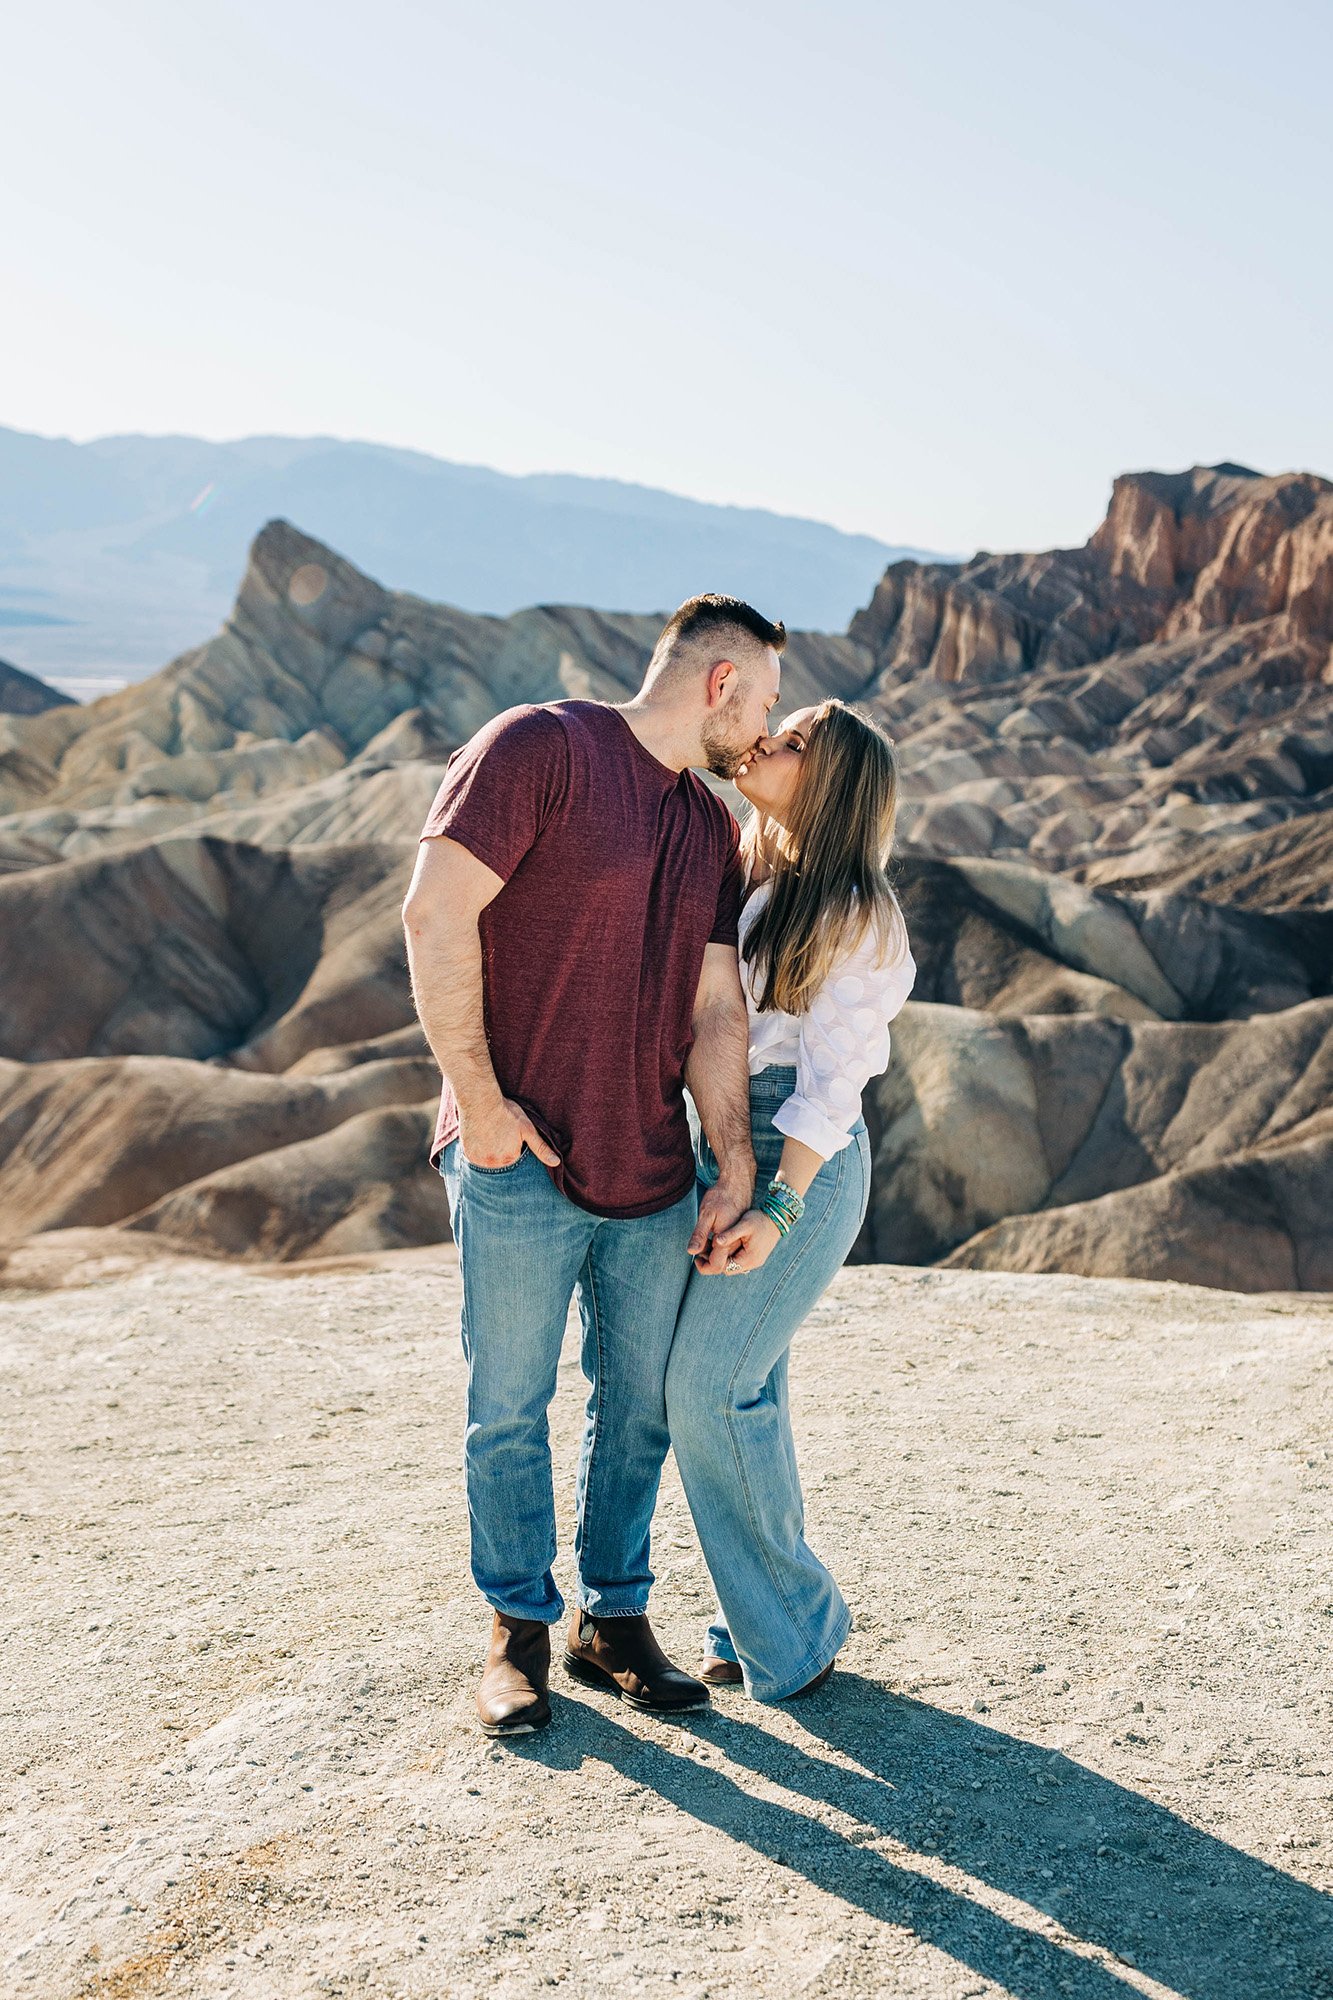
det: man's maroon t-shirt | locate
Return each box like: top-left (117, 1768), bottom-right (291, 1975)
top-left (420, 700), bottom-right (743, 1219)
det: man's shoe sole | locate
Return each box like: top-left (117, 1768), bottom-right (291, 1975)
top-left (477, 1704), bottom-right (552, 1737)
top-left (564, 1652), bottom-right (710, 1712)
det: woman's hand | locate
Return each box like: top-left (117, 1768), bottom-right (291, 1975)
top-left (710, 1208), bottom-right (782, 1275)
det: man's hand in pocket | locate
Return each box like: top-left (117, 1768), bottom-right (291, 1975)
top-left (459, 1098), bottom-right (561, 1170)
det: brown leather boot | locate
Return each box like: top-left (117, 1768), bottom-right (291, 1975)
top-left (476, 1613), bottom-right (552, 1736)
top-left (564, 1611), bottom-right (710, 1712)
top-left (699, 1656), bottom-right (744, 1687)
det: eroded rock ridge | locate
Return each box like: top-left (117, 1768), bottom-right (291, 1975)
top-left (2, 468), bottom-right (1329, 1290)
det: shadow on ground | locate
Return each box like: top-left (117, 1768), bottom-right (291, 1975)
top-left (522, 1673), bottom-right (1332, 1999)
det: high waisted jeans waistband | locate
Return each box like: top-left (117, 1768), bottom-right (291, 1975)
top-left (748, 1063), bottom-right (799, 1101)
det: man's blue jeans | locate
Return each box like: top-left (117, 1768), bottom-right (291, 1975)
top-left (441, 1140), bottom-right (697, 1623)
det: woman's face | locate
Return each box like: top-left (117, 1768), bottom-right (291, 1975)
top-left (734, 706), bottom-right (819, 826)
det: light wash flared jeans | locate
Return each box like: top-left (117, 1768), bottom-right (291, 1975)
top-left (665, 1065), bottom-right (871, 1700)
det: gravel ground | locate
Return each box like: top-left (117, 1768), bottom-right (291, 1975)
top-left (1, 1249), bottom-right (1331, 2000)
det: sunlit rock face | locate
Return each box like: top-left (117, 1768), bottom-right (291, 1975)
top-left (851, 465), bottom-right (1333, 903)
top-left (1, 472), bottom-right (1330, 1287)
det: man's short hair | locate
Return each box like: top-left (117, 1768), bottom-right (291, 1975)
top-left (648, 594), bottom-right (787, 681)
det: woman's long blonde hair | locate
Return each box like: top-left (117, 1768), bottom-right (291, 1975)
top-left (740, 699), bottom-right (908, 1017)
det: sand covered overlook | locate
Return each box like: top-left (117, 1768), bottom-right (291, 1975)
top-left (2, 1252), bottom-right (1331, 1996)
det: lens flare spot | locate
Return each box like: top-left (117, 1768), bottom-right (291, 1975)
top-left (288, 563), bottom-right (329, 608)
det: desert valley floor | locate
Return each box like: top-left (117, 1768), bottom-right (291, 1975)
top-left (2, 1253), bottom-right (1330, 1999)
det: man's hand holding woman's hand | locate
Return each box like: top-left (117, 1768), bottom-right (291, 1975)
top-left (689, 1172), bottom-right (752, 1274)
top-left (689, 1169), bottom-right (783, 1276)
top-left (460, 1096), bottom-right (561, 1171)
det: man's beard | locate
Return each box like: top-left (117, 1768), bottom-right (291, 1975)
top-left (700, 718), bottom-right (750, 781)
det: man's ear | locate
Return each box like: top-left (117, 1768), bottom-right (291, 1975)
top-left (705, 658), bottom-right (736, 709)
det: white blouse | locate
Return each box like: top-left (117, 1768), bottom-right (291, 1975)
top-left (739, 882), bottom-right (916, 1160)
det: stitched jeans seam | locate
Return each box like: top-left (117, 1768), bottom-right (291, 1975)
top-left (575, 1243), bottom-right (608, 1603)
top-left (719, 1146), bottom-right (848, 1661)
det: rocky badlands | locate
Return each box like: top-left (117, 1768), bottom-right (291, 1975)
top-left (0, 461), bottom-right (1329, 1292)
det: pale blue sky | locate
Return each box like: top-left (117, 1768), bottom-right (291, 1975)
top-left (4, 0), bottom-right (1329, 553)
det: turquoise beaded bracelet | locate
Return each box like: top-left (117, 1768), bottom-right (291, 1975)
top-left (759, 1174), bottom-right (805, 1236)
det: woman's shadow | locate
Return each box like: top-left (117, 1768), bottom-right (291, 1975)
top-left (522, 1672), bottom-right (1332, 1999)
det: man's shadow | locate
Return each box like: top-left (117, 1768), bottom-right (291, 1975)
top-left (519, 1673), bottom-right (1332, 1999)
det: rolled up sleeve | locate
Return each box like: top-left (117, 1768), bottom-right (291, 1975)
top-left (772, 930), bottom-right (917, 1159)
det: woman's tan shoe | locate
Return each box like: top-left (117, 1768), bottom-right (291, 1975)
top-left (699, 1657), bottom-right (744, 1687)
top-left (785, 1657), bottom-right (836, 1700)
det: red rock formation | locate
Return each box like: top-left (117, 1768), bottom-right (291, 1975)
top-left (855, 464), bottom-right (1333, 689)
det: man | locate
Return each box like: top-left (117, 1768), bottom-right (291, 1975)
top-left (402, 594), bottom-right (785, 1736)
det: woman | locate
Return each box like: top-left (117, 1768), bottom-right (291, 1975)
top-left (665, 698), bottom-right (915, 1702)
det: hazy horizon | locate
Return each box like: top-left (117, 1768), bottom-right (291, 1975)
top-left (0, 425), bottom-right (944, 694)
top-left (1, 417), bottom-right (963, 548)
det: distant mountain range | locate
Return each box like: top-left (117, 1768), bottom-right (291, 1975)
top-left (0, 425), bottom-right (939, 695)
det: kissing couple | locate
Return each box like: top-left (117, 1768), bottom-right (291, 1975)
top-left (402, 595), bottom-right (915, 1734)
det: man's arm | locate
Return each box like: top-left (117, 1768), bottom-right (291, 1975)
top-left (684, 942), bottom-right (756, 1275)
top-left (402, 836), bottom-right (560, 1170)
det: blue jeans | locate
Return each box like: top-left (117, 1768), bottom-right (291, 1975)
top-left (441, 1140), bottom-right (697, 1623)
top-left (665, 1066), bottom-right (871, 1699)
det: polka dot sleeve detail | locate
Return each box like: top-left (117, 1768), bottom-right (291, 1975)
top-left (770, 923), bottom-right (916, 1160)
